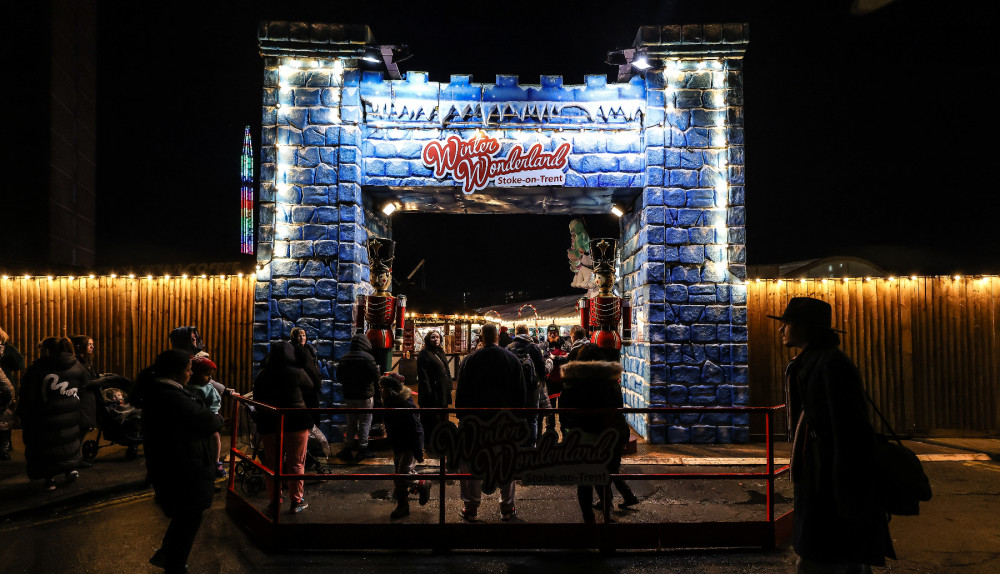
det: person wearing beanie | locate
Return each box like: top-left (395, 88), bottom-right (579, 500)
top-left (380, 373), bottom-right (430, 519)
top-left (167, 325), bottom-right (236, 403)
top-left (188, 357), bottom-right (226, 478)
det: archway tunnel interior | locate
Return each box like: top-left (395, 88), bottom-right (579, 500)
top-left (385, 210), bottom-right (626, 314)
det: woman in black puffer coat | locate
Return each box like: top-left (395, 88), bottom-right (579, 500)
top-left (559, 343), bottom-right (635, 523)
top-left (17, 337), bottom-right (89, 489)
top-left (253, 341), bottom-right (314, 513)
top-left (141, 349), bottom-right (222, 573)
top-left (416, 330), bottom-right (453, 438)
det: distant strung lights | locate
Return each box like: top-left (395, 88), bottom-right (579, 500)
top-left (744, 276), bottom-right (998, 283)
top-left (0, 274), bottom-right (254, 281)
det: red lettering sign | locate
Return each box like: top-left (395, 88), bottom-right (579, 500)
top-left (421, 134), bottom-right (571, 194)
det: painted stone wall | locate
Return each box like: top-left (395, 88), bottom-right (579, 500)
top-left (621, 25), bottom-right (750, 443)
top-left (255, 22), bottom-right (748, 443)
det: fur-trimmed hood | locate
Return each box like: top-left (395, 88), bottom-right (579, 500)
top-left (560, 360), bottom-right (623, 383)
top-left (381, 383), bottom-right (413, 407)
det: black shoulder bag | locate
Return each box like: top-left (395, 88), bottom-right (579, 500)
top-left (864, 392), bottom-right (933, 516)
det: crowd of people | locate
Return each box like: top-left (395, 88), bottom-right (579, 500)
top-left (0, 294), bottom-right (894, 571)
top-left (0, 324), bottom-right (241, 573)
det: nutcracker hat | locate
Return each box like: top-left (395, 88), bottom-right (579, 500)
top-left (767, 297), bottom-right (845, 333)
top-left (589, 238), bottom-right (617, 274)
top-left (366, 236), bottom-right (395, 274)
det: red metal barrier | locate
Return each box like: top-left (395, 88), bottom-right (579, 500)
top-left (226, 398), bottom-right (792, 551)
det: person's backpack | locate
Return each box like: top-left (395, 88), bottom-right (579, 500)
top-left (511, 344), bottom-right (539, 390)
top-left (865, 392), bottom-right (932, 515)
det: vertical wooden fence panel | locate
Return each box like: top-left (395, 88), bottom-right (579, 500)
top-left (0, 276), bottom-right (255, 401)
top-left (747, 277), bottom-right (1000, 436)
top-left (3, 275), bottom-right (997, 435)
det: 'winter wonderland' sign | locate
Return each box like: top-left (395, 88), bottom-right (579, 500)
top-left (421, 133), bottom-right (571, 194)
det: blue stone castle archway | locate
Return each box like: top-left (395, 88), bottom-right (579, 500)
top-left (254, 22), bottom-right (749, 444)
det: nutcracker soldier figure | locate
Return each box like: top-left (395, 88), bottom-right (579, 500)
top-left (578, 238), bottom-right (632, 351)
top-left (355, 236), bottom-right (406, 374)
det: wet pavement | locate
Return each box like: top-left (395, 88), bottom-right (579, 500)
top-left (2, 429), bottom-right (999, 573)
top-left (0, 427), bottom-right (991, 525)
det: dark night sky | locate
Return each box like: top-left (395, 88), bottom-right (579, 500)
top-left (85, 0), bottom-right (995, 305)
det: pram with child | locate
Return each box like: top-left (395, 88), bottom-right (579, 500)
top-left (81, 376), bottom-right (143, 460)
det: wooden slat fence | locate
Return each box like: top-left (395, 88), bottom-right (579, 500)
top-left (2, 275), bottom-right (998, 436)
top-left (748, 277), bottom-right (1000, 437)
top-left (0, 275), bottom-right (254, 406)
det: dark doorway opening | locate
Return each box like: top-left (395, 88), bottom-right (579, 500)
top-left (391, 213), bottom-right (620, 313)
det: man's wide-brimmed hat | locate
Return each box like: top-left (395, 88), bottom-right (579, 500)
top-left (767, 297), bottom-right (845, 333)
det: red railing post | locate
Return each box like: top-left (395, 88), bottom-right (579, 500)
top-left (228, 399), bottom-right (239, 492)
top-left (271, 411), bottom-right (285, 525)
top-left (438, 453), bottom-right (446, 524)
top-left (766, 409), bottom-right (774, 523)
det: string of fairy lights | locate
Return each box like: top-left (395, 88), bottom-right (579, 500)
top-left (0, 274), bottom-right (248, 281)
top-left (2, 273), bottom-right (994, 285)
top-left (6, 58), bottom-right (991, 308)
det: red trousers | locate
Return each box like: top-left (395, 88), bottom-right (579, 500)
top-left (261, 430), bottom-right (309, 504)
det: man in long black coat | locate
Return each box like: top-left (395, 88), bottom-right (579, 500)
top-left (142, 350), bottom-right (222, 573)
top-left (455, 323), bottom-right (528, 522)
top-left (771, 297), bottom-right (895, 572)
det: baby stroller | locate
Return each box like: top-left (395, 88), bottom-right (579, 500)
top-left (82, 377), bottom-right (143, 461)
top-left (234, 391), bottom-right (266, 496)
top-left (235, 392), bottom-right (330, 497)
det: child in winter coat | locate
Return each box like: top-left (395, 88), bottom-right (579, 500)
top-left (101, 388), bottom-right (142, 440)
top-left (188, 357), bottom-right (226, 478)
top-left (379, 373), bottom-right (430, 519)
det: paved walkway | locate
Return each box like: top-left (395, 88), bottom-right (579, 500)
top-left (1, 429), bottom-right (994, 523)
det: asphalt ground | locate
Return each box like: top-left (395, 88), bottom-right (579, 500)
top-left (0, 428), bottom-right (993, 525)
